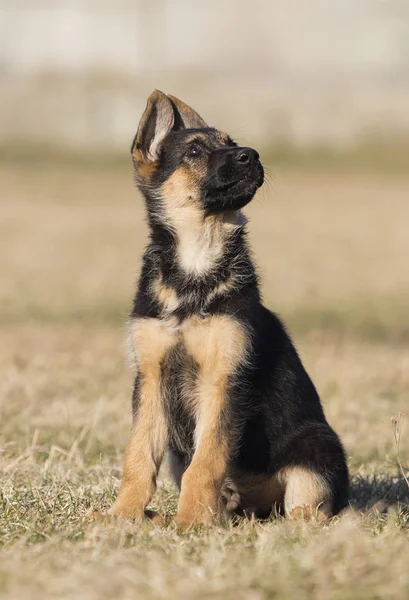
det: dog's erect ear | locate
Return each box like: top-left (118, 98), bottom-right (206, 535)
top-left (132, 90), bottom-right (175, 162)
top-left (167, 95), bottom-right (208, 130)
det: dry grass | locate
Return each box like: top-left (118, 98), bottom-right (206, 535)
top-left (1, 162), bottom-right (409, 599)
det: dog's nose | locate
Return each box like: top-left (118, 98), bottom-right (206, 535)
top-left (235, 148), bottom-right (259, 165)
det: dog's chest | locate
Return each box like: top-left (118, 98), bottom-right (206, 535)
top-left (129, 314), bottom-right (208, 373)
top-left (130, 313), bottom-right (246, 377)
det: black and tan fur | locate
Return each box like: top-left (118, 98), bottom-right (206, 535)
top-left (105, 90), bottom-right (349, 528)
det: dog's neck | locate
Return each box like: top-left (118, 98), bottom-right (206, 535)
top-left (170, 208), bottom-right (246, 276)
top-left (140, 196), bottom-right (258, 319)
top-left (146, 200), bottom-right (248, 280)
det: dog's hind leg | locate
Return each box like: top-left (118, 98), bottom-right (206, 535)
top-left (281, 466), bottom-right (333, 522)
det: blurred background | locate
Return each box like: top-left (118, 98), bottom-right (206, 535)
top-left (2, 0), bottom-right (409, 153)
top-left (1, 0), bottom-right (409, 323)
top-left (1, 0), bottom-right (408, 499)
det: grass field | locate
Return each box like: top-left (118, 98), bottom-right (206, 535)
top-left (1, 161), bottom-right (408, 599)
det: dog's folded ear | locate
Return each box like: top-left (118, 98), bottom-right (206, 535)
top-left (132, 90), bottom-right (175, 162)
top-left (167, 95), bottom-right (208, 130)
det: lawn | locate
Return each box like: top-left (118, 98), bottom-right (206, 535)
top-left (0, 162), bottom-right (408, 599)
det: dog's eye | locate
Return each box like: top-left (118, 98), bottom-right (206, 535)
top-left (187, 143), bottom-right (202, 158)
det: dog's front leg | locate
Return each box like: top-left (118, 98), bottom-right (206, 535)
top-left (175, 315), bottom-right (247, 528)
top-left (174, 377), bottom-right (231, 528)
top-left (108, 375), bottom-right (167, 522)
top-left (109, 319), bottom-right (175, 522)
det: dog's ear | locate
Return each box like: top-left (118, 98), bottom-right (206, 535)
top-left (132, 90), bottom-right (175, 162)
top-left (167, 95), bottom-right (208, 130)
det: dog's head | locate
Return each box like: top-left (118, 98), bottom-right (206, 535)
top-left (131, 90), bottom-right (264, 217)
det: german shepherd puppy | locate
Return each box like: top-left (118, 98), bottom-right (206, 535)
top-left (107, 90), bottom-right (349, 528)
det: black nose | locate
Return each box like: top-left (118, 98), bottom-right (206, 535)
top-left (235, 147), bottom-right (259, 165)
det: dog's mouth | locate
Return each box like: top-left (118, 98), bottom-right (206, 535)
top-left (221, 174), bottom-right (260, 190)
top-left (206, 170), bottom-right (264, 194)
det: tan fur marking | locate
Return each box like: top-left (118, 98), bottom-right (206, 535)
top-left (132, 150), bottom-right (159, 183)
top-left (174, 316), bottom-right (248, 527)
top-left (109, 319), bottom-right (177, 521)
top-left (224, 468), bottom-right (332, 521)
top-left (161, 170), bottom-right (243, 275)
top-left (152, 270), bottom-right (237, 318)
top-left (183, 315), bottom-right (248, 388)
top-left (132, 318), bottom-right (177, 370)
top-left (226, 474), bottom-right (284, 512)
top-left (206, 275), bottom-right (236, 304)
top-left (184, 132), bottom-right (210, 145)
top-left (280, 466), bottom-right (332, 520)
top-left (151, 275), bottom-right (180, 313)
top-left (223, 468), bottom-right (333, 521)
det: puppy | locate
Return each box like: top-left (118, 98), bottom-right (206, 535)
top-left (106, 90), bottom-right (349, 527)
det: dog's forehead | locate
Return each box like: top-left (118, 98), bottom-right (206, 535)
top-left (168, 128), bottom-right (233, 149)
